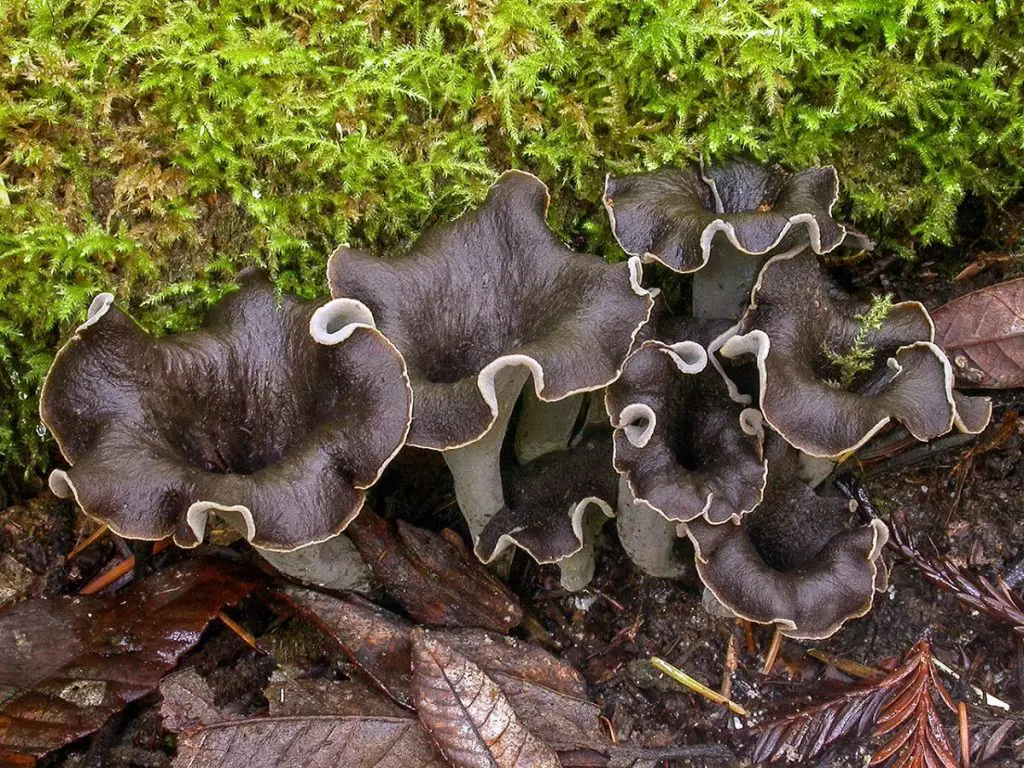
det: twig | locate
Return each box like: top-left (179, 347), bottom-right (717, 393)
top-left (67, 524), bottom-right (110, 561)
top-left (958, 701), bottom-right (970, 768)
top-left (931, 656), bottom-right (1010, 711)
top-left (650, 656), bottom-right (749, 716)
top-left (762, 628), bottom-right (783, 675)
top-left (807, 648), bottom-right (886, 681)
top-left (80, 538), bottom-right (171, 594)
top-left (721, 628), bottom-right (740, 699)
top-left (217, 610), bottom-right (259, 650)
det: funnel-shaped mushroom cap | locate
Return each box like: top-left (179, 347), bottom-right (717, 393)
top-left (328, 170), bottom-right (653, 450)
top-left (684, 438), bottom-right (889, 639)
top-left (40, 272), bottom-right (413, 551)
top-left (606, 340), bottom-right (767, 524)
top-left (718, 251), bottom-right (958, 458)
top-left (603, 159), bottom-right (846, 274)
top-left (475, 430), bottom-right (616, 566)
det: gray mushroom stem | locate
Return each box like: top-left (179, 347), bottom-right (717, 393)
top-left (691, 242), bottom-right (763, 321)
top-left (615, 477), bottom-right (688, 578)
top-left (514, 390), bottom-right (585, 464)
top-left (442, 367), bottom-right (531, 545)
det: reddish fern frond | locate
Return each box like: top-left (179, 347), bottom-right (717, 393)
top-left (890, 512), bottom-right (1024, 633)
top-left (752, 683), bottom-right (889, 764)
top-left (753, 641), bottom-right (961, 767)
top-left (869, 641), bottom-right (957, 768)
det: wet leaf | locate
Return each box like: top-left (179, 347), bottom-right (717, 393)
top-left (172, 715), bottom-right (447, 768)
top-left (932, 277), bottom-right (1024, 389)
top-left (411, 628), bottom-right (560, 768)
top-left (275, 586), bottom-right (415, 707)
top-left (265, 677), bottom-right (407, 719)
top-left (0, 558), bottom-right (259, 763)
top-left (346, 511), bottom-right (522, 632)
top-left (159, 669), bottom-right (225, 734)
top-left (0, 597), bottom-right (99, 705)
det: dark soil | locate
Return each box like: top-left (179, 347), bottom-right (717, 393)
top-left (3, 196), bottom-right (1024, 767)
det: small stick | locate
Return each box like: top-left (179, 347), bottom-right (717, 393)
top-left (217, 610), bottom-right (259, 650)
top-left (762, 628), bottom-right (783, 675)
top-left (80, 538), bottom-right (171, 595)
top-left (650, 656), bottom-right (749, 716)
top-left (932, 657), bottom-right (1010, 711)
top-left (741, 619), bottom-right (756, 655)
top-left (957, 701), bottom-right (970, 768)
top-left (721, 628), bottom-right (740, 699)
top-left (67, 524), bottom-right (110, 561)
top-left (807, 649), bottom-right (886, 681)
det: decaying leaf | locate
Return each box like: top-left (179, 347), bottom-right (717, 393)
top-left (434, 629), bottom-right (606, 752)
top-left (411, 629), bottom-right (560, 768)
top-left (753, 640), bottom-right (960, 767)
top-left (932, 277), bottom-right (1024, 389)
top-left (275, 586), bottom-right (416, 707)
top-left (0, 558), bottom-right (259, 764)
top-left (0, 597), bottom-right (99, 705)
top-left (159, 669), bottom-right (226, 734)
top-left (172, 715), bottom-right (448, 768)
top-left (265, 676), bottom-right (407, 719)
top-left (276, 586), bottom-right (608, 755)
top-left (346, 511), bottom-right (523, 632)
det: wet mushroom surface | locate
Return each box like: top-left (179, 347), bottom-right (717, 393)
top-left (40, 272), bottom-right (413, 551)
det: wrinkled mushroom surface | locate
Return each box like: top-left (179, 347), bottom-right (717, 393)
top-left (329, 170), bottom-right (652, 450)
top-left (604, 159), bottom-right (846, 274)
top-left (683, 437), bottom-right (888, 639)
top-left (328, 170), bottom-right (652, 543)
top-left (718, 250), bottom-right (962, 458)
top-left (604, 158), bottom-right (853, 319)
top-left (41, 272), bottom-right (412, 551)
top-left (476, 429), bottom-right (617, 590)
top-left (606, 339), bottom-right (767, 525)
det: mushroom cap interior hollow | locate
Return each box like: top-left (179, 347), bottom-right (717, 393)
top-left (475, 429), bottom-right (617, 567)
top-left (603, 159), bottom-right (847, 274)
top-left (683, 438), bottom-right (888, 639)
top-left (40, 271), bottom-right (413, 551)
top-left (606, 339), bottom-right (767, 525)
top-left (719, 250), bottom-right (958, 458)
top-left (328, 169), bottom-right (653, 451)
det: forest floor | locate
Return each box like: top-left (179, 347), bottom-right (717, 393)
top-left (2, 197), bottom-right (1023, 768)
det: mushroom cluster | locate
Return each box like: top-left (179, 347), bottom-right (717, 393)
top-left (41, 161), bottom-right (991, 639)
top-left (604, 158), bottom-right (991, 638)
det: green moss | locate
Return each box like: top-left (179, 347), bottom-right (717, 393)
top-left (1, 0), bottom-right (1022, 479)
top-left (823, 294), bottom-right (896, 390)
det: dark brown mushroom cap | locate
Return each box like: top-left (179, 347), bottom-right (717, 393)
top-left (475, 430), bottom-right (616, 564)
top-left (719, 250), bottom-right (957, 458)
top-left (603, 159), bottom-right (846, 274)
top-left (40, 272), bottom-right (413, 551)
top-left (684, 438), bottom-right (889, 639)
top-left (605, 340), bottom-right (767, 524)
top-left (328, 170), bottom-right (653, 450)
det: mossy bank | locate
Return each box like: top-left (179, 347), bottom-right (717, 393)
top-left (1, 0), bottom-right (1022, 481)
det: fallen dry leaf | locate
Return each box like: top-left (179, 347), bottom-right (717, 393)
top-left (411, 628), bottom-right (560, 768)
top-left (0, 558), bottom-right (259, 765)
top-left (274, 587), bottom-right (609, 755)
top-left (346, 511), bottom-right (522, 632)
top-left (172, 715), bottom-right (447, 768)
top-left (434, 629), bottom-right (607, 752)
top-left (275, 586), bottom-right (415, 707)
top-left (932, 277), bottom-right (1024, 389)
